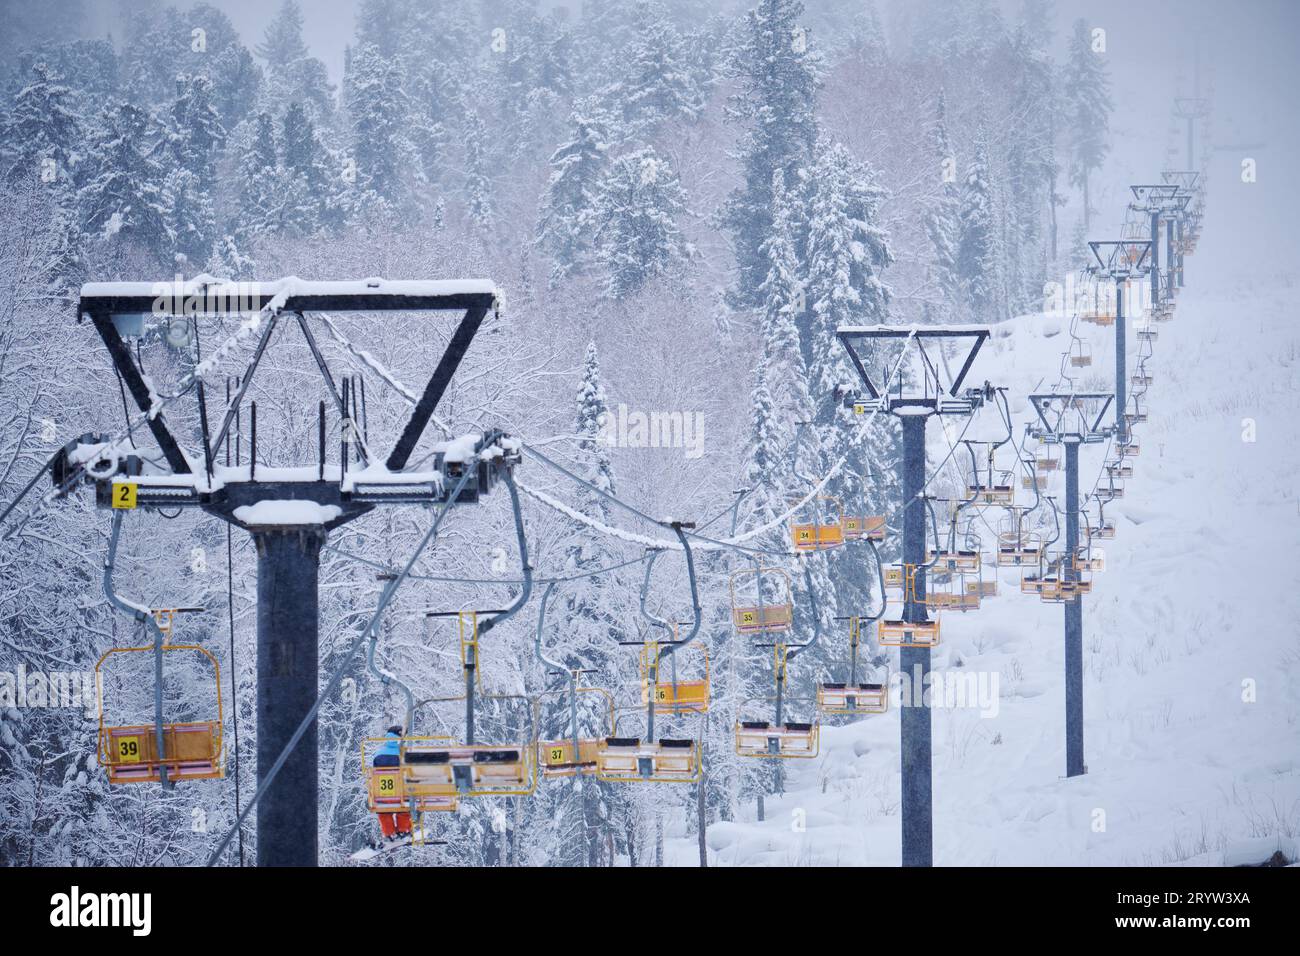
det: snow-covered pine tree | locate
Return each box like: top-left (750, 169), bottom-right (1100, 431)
top-left (256, 0), bottom-right (336, 121)
top-left (720, 0), bottom-right (821, 310)
top-left (237, 111), bottom-right (281, 237)
top-left (280, 101), bottom-right (333, 234)
top-left (1064, 18), bottom-right (1112, 233)
top-left (956, 131), bottom-right (1001, 323)
top-left (923, 87), bottom-right (961, 323)
top-left (535, 106), bottom-right (610, 286)
top-left (615, 0), bottom-right (704, 133)
top-left (594, 147), bottom-right (690, 300)
top-left (77, 103), bottom-right (169, 260)
top-left (164, 74), bottom-right (226, 196)
top-left (347, 43), bottom-right (420, 217)
top-left (546, 340), bottom-right (628, 865)
top-left (462, 108), bottom-right (493, 227)
top-left (162, 167), bottom-right (216, 268)
top-left (0, 62), bottom-right (81, 189)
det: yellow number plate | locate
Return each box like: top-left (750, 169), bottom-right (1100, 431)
top-left (117, 736), bottom-right (142, 763)
top-left (375, 773), bottom-right (398, 794)
top-left (547, 746), bottom-right (568, 764)
top-left (112, 482), bottom-right (138, 510)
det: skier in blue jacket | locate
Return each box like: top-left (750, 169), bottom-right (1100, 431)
top-left (372, 725), bottom-right (410, 840)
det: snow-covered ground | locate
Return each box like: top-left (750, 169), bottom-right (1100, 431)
top-left (666, 189), bottom-right (1300, 867)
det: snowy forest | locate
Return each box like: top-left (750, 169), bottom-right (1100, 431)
top-left (0, 0), bottom-right (1296, 870)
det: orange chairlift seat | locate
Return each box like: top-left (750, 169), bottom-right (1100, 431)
top-left (996, 516), bottom-right (1043, 567)
top-left (534, 685), bottom-right (615, 779)
top-left (736, 646), bottom-right (821, 758)
top-left (817, 608), bottom-right (888, 717)
top-left (877, 565), bottom-right (940, 647)
top-left (789, 494), bottom-right (846, 552)
top-left (96, 644), bottom-right (224, 785)
top-left (640, 632), bottom-right (709, 715)
top-left (729, 566), bottom-right (794, 635)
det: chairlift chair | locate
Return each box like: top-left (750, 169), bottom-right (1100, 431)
top-left (789, 494), bottom-right (846, 552)
top-left (817, 616), bottom-right (888, 716)
top-left (877, 565), bottom-right (941, 647)
top-left (640, 633), bottom-right (709, 715)
top-left (729, 566), bottom-right (794, 635)
top-left (843, 514), bottom-right (887, 543)
top-left (96, 644), bottom-right (224, 785)
top-left (534, 686), bottom-right (616, 779)
top-left (1069, 340), bottom-right (1093, 368)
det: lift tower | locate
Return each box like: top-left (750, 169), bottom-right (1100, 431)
top-left (837, 326), bottom-right (993, 867)
top-left (1161, 171), bottom-right (1201, 289)
top-left (1130, 185), bottom-right (1191, 314)
top-left (55, 276), bottom-right (513, 866)
top-left (1027, 392), bottom-right (1114, 777)
top-left (1087, 241), bottom-right (1151, 447)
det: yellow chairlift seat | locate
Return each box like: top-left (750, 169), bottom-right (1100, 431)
top-left (843, 514), bottom-right (887, 542)
top-left (96, 644), bottom-right (224, 785)
top-left (789, 495), bottom-right (846, 552)
top-left (1036, 447), bottom-right (1061, 472)
top-left (1105, 460), bottom-right (1134, 479)
top-left (1132, 370), bottom-right (1154, 387)
top-left (729, 567), bottom-right (794, 636)
top-left (363, 737), bottom-right (535, 802)
top-left (1137, 326), bottom-right (1158, 342)
top-left (968, 477), bottom-right (1014, 507)
top-left (877, 619), bottom-right (940, 648)
top-left (1074, 549), bottom-right (1105, 573)
top-left (366, 762), bottom-right (457, 814)
top-left (1021, 473), bottom-right (1047, 490)
top-left (537, 739), bottom-right (602, 779)
top-left (534, 685), bottom-right (614, 779)
top-left (816, 682), bottom-right (888, 716)
top-left (1069, 341), bottom-right (1093, 368)
top-left (996, 531), bottom-right (1042, 567)
top-left (1090, 521), bottom-right (1116, 539)
top-left (734, 719), bottom-right (820, 758)
top-left (102, 722), bottom-right (223, 784)
top-left (594, 737), bottom-right (700, 783)
top-left (641, 640), bottom-right (709, 715)
top-left (1107, 478), bottom-right (1127, 499)
top-left (966, 577), bottom-right (998, 598)
top-left (927, 549), bottom-right (981, 574)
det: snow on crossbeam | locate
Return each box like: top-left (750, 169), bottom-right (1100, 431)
top-left (78, 276), bottom-right (500, 317)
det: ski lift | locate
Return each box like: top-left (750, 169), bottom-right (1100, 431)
top-left (877, 565), bottom-right (940, 647)
top-left (595, 736), bottom-right (701, 783)
top-left (737, 563), bottom-right (823, 757)
top-left (1123, 395), bottom-right (1148, 425)
top-left (96, 515), bottom-right (222, 787)
top-left (729, 566), bottom-right (794, 635)
top-left (1105, 459), bottom-right (1134, 480)
top-left (535, 686), bottom-right (614, 779)
top-left (996, 510), bottom-right (1043, 567)
top-left (1036, 445), bottom-right (1061, 472)
top-left (1069, 340), bottom-right (1093, 368)
top-left (968, 471), bottom-right (1015, 506)
top-left (1137, 324), bottom-right (1158, 342)
top-left (531, 586), bottom-right (616, 779)
top-left (640, 632), bottom-right (709, 715)
top-left (843, 514), bottom-right (887, 542)
top-left (96, 644), bottom-right (224, 784)
top-left (819, 541), bottom-right (889, 716)
top-left (598, 526), bottom-right (706, 784)
top-left (1132, 369), bottom-right (1154, 388)
top-left (789, 494), bottom-right (846, 551)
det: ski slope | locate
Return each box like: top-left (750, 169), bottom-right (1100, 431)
top-left (666, 200), bottom-right (1300, 867)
